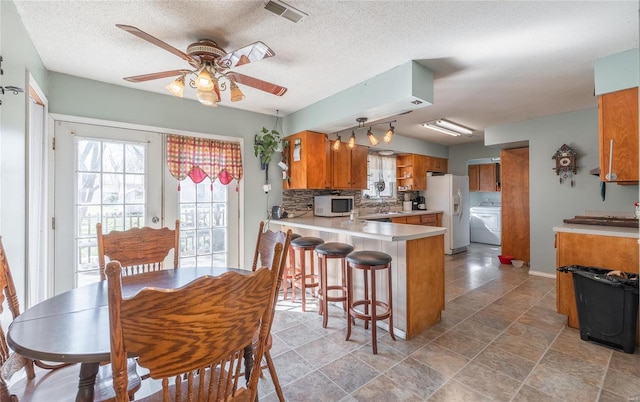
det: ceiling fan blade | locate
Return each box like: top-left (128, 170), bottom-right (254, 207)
top-left (116, 24), bottom-right (198, 68)
top-left (217, 41), bottom-right (275, 69)
top-left (124, 69), bottom-right (190, 83)
top-left (227, 72), bottom-right (287, 96)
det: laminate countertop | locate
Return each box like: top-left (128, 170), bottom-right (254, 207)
top-left (553, 223), bottom-right (639, 239)
top-left (270, 216), bottom-right (446, 242)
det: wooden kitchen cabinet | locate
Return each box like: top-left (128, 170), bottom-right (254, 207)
top-left (427, 156), bottom-right (448, 173)
top-left (330, 142), bottom-right (368, 189)
top-left (391, 213), bottom-right (441, 226)
top-left (284, 131), bottom-right (331, 189)
top-left (396, 154), bottom-right (428, 191)
top-left (468, 163), bottom-right (500, 192)
top-left (555, 231), bottom-right (639, 345)
top-left (468, 165), bottom-right (479, 191)
top-left (420, 213), bottom-right (441, 227)
top-left (598, 87), bottom-right (638, 183)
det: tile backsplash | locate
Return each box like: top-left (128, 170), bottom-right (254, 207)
top-left (281, 189), bottom-right (415, 216)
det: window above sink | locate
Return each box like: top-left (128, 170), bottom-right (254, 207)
top-left (362, 153), bottom-right (396, 201)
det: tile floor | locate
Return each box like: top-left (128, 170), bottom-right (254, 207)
top-left (257, 243), bottom-right (640, 402)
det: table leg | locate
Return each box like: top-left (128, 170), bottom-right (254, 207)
top-left (76, 362), bottom-right (99, 402)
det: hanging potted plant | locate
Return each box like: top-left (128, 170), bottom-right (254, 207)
top-left (254, 127), bottom-right (282, 191)
top-left (254, 127), bottom-right (282, 170)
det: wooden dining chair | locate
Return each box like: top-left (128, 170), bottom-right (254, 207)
top-left (250, 221), bottom-right (292, 402)
top-left (97, 220), bottom-right (180, 280)
top-left (0, 236), bottom-right (73, 401)
top-left (106, 243), bottom-right (283, 402)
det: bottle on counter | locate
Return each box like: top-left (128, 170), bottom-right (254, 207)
top-left (350, 209), bottom-right (359, 221)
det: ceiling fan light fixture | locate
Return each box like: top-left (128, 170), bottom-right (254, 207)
top-left (347, 131), bottom-right (356, 149)
top-left (367, 128), bottom-right (379, 146)
top-left (166, 75), bottom-right (185, 97)
top-left (195, 67), bottom-right (214, 91)
top-left (332, 133), bottom-right (342, 151)
top-left (196, 88), bottom-right (219, 107)
top-left (229, 81), bottom-right (245, 102)
top-left (382, 123), bottom-right (394, 143)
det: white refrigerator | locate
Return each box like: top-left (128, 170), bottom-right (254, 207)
top-left (426, 174), bottom-right (470, 255)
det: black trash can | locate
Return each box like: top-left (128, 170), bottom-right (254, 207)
top-left (557, 265), bottom-right (639, 354)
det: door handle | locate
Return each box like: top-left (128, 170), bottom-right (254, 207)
top-left (605, 139), bottom-right (617, 181)
top-left (152, 217), bottom-right (160, 224)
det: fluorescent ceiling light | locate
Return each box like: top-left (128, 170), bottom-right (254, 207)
top-left (422, 119), bottom-right (473, 136)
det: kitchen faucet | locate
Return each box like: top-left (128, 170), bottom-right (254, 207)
top-left (377, 198), bottom-right (389, 213)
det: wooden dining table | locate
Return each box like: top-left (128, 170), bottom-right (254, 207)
top-left (7, 266), bottom-right (253, 402)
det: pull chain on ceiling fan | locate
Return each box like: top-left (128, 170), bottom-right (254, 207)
top-left (116, 24), bottom-right (287, 107)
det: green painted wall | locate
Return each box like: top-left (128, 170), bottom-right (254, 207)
top-left (483, 108), bottom-right (637, 276)
top-left (0, 0), bottom-right (48, 305)
top-left (594, 48), bottom-right (639, 95)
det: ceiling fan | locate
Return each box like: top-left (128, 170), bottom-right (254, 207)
top-left (116, 24), bottom-right (287, 106)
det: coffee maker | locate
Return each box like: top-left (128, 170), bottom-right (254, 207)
top-left (412, 195), bottom-right (425, 210)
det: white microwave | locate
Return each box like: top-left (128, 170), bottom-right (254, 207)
top-left (314, 195), bottom-right (354, 217)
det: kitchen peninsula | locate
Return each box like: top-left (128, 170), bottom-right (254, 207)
top-left (554, 223), bottom-right (640, 345)
top-left (270, 216), bottom-right (446, 339)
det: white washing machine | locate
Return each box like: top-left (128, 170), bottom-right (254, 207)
top-left (470, 201), bottom-right (501, 245)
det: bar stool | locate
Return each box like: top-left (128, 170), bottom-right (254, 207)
top-left (282, 233), bottom-right (302, 300)
top-left (345, 250), bottom-right (395, 354)
top-left (315, 242), bottom-right (354, 328)
top-left (291, 236), bottom-right (324, 312)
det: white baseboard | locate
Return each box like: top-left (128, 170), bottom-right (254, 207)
top-left (528, 269), bottom-right (556, 279)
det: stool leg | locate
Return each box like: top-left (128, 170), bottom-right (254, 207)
top-left (310, 253), bottom-right (317, 297)
top-left (363, 268), bottom-right (369, 330)
top-left (318, 254), bottom-right (324, 316)
top-left (321, 256), bottom-right (329, 327)
top-left (371, 268), bottom-right (378, 354)
top-left (388, 263), bottom-right (396, 341)
top-left (300, 248), bottom-right (307, 312)
top-left (341, 258), bottom-right (347, 312)
top-left (283, 246), bottom-right (295, 300)
top-left (345, 261), bottom-right (353, 341)
top-left (291, 248), bottom-right (297, 301)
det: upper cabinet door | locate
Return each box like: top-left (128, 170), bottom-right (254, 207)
top-left (284, 131), bottom-right (331, 189)
top-left (350, 145), bottom-right (369, 189)
top-left (331, 143), bottom-right (368, 189)
top-left (331, 143), bottom-right (351, 189)
top-left (599, 87), bottom-right (638, 183)
top-left (479, 163), bottom-right (498, 192)
top-left (468, 165), bottom-right (479, 192)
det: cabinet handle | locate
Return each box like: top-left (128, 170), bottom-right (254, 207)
top-left (605, 139), bottom-right (617, 181)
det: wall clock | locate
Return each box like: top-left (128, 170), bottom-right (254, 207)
top-left (552, 144), bottom-right (578, 186)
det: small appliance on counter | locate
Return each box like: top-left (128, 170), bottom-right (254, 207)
top-left (412, 196), bottom-right (425, 210)
top-left (314, 195), bottom-right (354, 217)
top-left (271, 205), bottom-right (286, 220)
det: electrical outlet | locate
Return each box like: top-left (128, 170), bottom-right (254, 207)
top-left (306, 203), bottom-right (313, 210)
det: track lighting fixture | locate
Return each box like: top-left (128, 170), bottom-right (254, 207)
top-left (382, 123), bottom-right (394, 143)
top-left (367, 128), bottom-right (379, 146)
top-left (332, 133), bottom-right (342, 151)
top-left (347, 131), bottom-right (356, 149)
top-left (331, 117), bottom-right (397, 150)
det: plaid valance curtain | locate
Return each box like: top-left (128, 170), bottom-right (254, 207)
top-left (167, 134), bottom-right (243, 188)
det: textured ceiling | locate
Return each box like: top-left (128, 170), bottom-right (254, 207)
top-left (12, 1), bottom-right (639, 146)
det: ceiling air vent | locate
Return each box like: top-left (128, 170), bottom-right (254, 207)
top-left (264, 0), bottom-right (307, 23)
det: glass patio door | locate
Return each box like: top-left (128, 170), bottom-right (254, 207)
top-left (53, 121), bottom-right (163, 292)
top-left (54, 120), bottom-right (241, 294)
